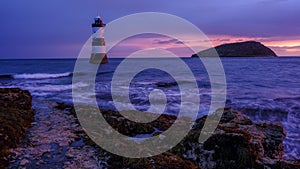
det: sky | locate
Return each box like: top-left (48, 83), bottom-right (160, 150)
top-left (0, 0), bottom-right (299, 58)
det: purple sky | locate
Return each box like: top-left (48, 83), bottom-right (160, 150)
top-left (0, 0), bottom-right (299, 58)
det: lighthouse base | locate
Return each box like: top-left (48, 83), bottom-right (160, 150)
top-left (90, 53), bottom-right (108, 64)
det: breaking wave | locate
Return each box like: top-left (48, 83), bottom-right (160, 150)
top-left (13, 72), bottom-right (72, 79)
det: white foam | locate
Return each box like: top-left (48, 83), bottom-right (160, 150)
top-left (26, 82), bottom-right (89, 92)
top-left (13, 72), bottom-right (72, 79)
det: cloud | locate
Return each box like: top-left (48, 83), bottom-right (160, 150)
top-left (154, 39), bottom-right (184, 45)
top-left (270, 45), bottom-right (300, 56)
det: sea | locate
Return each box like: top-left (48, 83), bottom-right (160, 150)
top-left (0, 57), bottom-right (299, 159)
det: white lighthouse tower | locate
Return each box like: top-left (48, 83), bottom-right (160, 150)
top-left (90, 16), bottom-right (108, 64)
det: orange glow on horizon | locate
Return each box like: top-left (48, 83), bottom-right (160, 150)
top-left (207, 35), bottom-right (300, 56)
top-left (108, 34), bottom-right (300, 57)
top-left (263, 41), bottom-right (300, 47)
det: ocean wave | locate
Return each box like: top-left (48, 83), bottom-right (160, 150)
top-left (274, 96), bottom-right (300, 102)
top-left (0, 71), bottom-right (114, 80)
top-left (0, 82), bottom-right (89, 92)
top-left (13, 72), bottom-right (72, 79)
top-left (26, 82), bottom-right (89, 92)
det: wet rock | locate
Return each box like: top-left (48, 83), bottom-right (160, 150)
top-left (180, 109), bottom-right (297, 169)
top-left (20, 159), bottom-right (29, 166)
top-left (156, 81), bottom-right (177, 88)
top-left (70, 139), bottom-right (84, 148)
top-left (0, 88), bottom-right (34, 168)
top-left (107, 152), bottom-right (198, 169)
top-left (155, 108), bottom-right (298, 168)
top-left (7, 99), bottom-right (103, 169)
top-left (70, 105), bottom-right (299, 168)
top-left (70, 107), bottom-right (176, 137)
top-left (203, 130), bottom-right (260, 168)
top-left (53, 102), bottom-right (73, 111)
top-left (256, 122), bottom-right (286, 159)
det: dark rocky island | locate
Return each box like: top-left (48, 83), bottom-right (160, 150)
top-left (192, 41), bottom-right (277, 57)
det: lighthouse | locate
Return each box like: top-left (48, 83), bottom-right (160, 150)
top-left (90, 16), bottom-right (108, 64)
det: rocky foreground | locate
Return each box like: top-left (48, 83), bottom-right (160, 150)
top-left (1, 88), bottom-right (299, 169)
top-left (0, 88), bottom-right (34, 168)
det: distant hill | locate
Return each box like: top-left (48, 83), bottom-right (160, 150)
top-left (191, 41), bottom-right (277, 57)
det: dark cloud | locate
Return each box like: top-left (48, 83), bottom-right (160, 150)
top-left (131, 34), bottom-right (164, 39)
top-left (210, 39), bottom-right (231, 42)
top-left (154, 39), bottom-right (183, 45)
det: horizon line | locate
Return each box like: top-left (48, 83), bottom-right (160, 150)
top-left (1, 56), bottom-right (300, 60)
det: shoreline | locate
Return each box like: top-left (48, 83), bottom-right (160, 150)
top-left (1, 88), bottom-right (299, 168)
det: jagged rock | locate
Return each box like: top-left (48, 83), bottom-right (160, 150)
top-left (70, 107), bottom-right (176, 137)
top-left (107, 152), bottom-right (198, 169)
top-left (53, 102), bottom-right (73, 111)
top-left (191, 41), bottom-right (277, 57)
top-left (201, 109), bottom-right (265, 168)
top-left (20, 159), bottom-right (29, 166)
top-left (69, 105), bottom-right (299, 168)
top-left (256, 122), bottom-right (286, 159)
top-left (0, 88), bottom-right (34, 168)
top-left (173, 109), bottom-right (298, 169)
